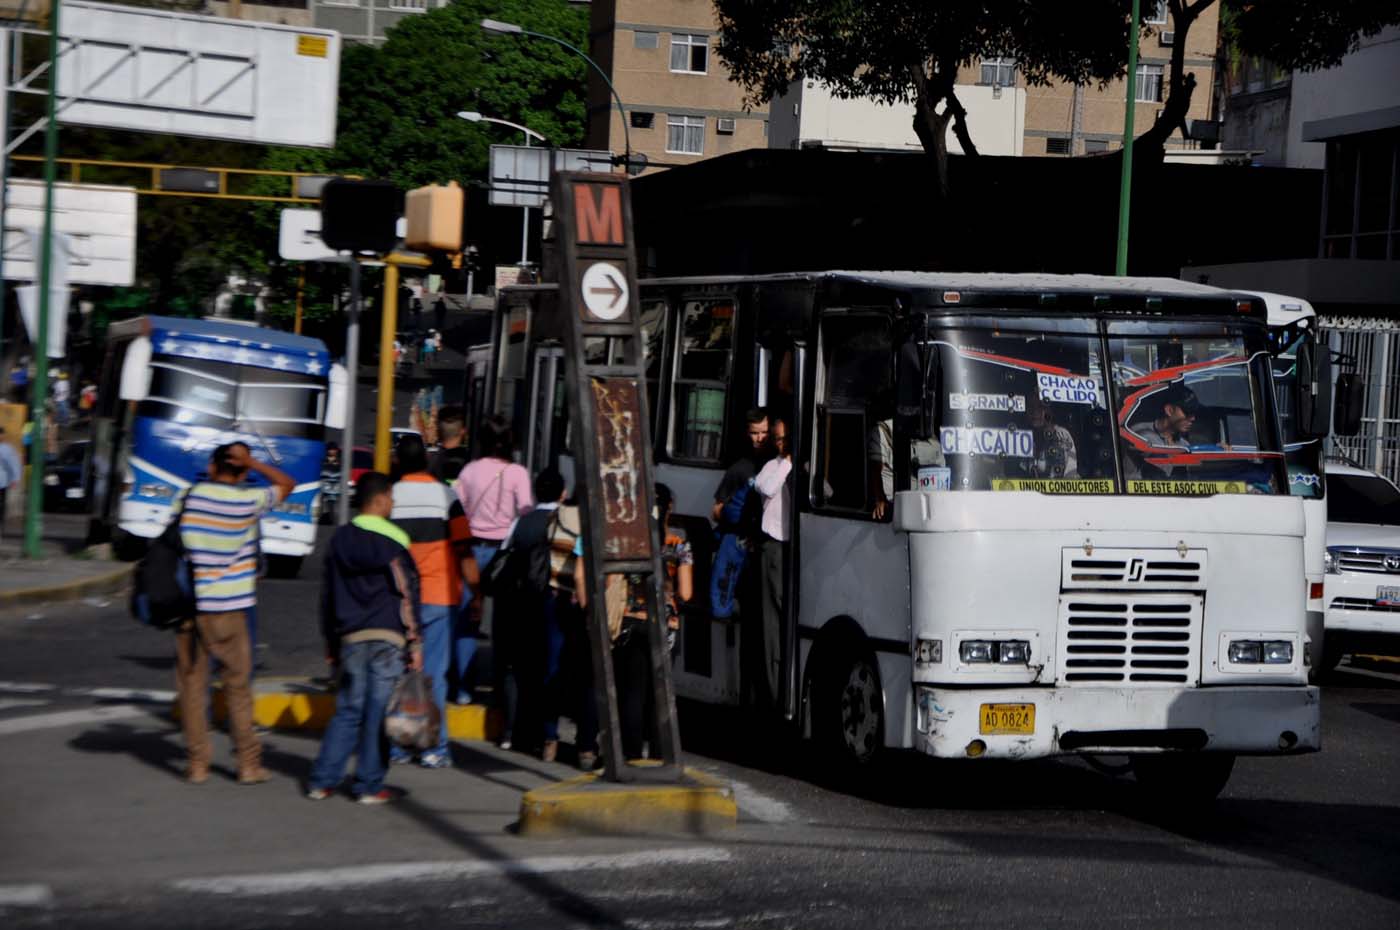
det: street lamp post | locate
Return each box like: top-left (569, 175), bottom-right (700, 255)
top-left (479, 18), bottom-right (633, 173)
top-left (458, 111), bottom-right (547, 269)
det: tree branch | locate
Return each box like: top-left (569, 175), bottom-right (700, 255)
top-left (945, 89), bottom-right (979, 157)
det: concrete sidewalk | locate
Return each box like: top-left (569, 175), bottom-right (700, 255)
top-left (0, 515), bottom-right (132, 609)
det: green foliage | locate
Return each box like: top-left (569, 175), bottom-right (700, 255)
top-left (1224, 0), bottom-right (1400, 72)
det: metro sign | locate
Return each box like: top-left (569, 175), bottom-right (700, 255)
top-left (560, 176), bottom-right (637, 325)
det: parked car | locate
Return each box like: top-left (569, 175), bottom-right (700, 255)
top-left (1321, 461), bottom-right (1400, 671)
top-left (42, 440), bottom-right (89, 512)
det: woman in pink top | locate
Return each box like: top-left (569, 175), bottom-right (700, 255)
top-left (451, 416), bottom-right (533, 705)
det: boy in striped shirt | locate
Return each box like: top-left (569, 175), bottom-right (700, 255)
top-left (175, 442), bottom-right (293, 785)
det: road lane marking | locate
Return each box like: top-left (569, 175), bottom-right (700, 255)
top-left (172, 847), bottom-right (732, 896)
top-left (726, 776), bottom-right (795, 824)
top-left (0, 884), bottom-right (53, 907)
top-left (0, 682), bottom-right (57, 694)
top-left (0, 704), bottom-right (149, 736)
top-left (82, 687), bottom-right (177, 703)
top-left (0, 698), bottom-right (50, 711)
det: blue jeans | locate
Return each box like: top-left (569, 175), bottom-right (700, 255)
top-left (309, 641), bottom-right (402, 796)
top-left (454, 541), bottom-right (500, 700)
top-left (391, 605), bottom-right (452, 760)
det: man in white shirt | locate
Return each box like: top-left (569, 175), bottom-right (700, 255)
top-left (753, 418), bottom-right (792, 709)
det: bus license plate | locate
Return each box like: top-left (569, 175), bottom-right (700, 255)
top-left (980, 703), bottom-right (1035, 735)
top-left (1378, 585), bottom-right (1400, 607)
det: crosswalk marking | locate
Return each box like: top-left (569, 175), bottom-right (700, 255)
top-left (0, 884), bottom-right (53, 907)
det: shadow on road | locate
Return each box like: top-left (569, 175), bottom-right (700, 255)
top-left (118, 654), bottom-right (175, 671)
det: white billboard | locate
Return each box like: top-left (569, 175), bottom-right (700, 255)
top-left (489, 145), bottom-right (615, 207)
top-left (56, 1), bottom-right (340, 148)
top-left (2, 180), bottom-right (137, 286)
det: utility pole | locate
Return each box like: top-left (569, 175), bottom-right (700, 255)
top-left (24, 0), bottom-right (59, 558)
top-left (1115, 0), bottom-right (1141, 276)
top-left (337, 258), bottom-right (360, 526)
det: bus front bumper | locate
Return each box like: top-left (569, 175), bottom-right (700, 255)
top-left (914, 685), bottom-right (1320, 760)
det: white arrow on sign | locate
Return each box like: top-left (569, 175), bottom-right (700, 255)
top-left (581, 262), bottom-right (629, 321)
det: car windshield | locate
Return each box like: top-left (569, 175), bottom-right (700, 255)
top-left (1328, 472), bottom-right (1400, 525)
top-left (1107, 321), bottom-right (1285, 495)
top-left (1271, 331), bottom-right (1324, 500)
top-left (918, 317), bottom-right (1117, 493)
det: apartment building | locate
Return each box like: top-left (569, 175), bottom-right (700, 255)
top-left (206, 1), bottom-right (313, 27)
top-left (585, 0), bottom-right (768, 171)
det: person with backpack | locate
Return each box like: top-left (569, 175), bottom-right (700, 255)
top-left (485, 467), bottom-right (562, 754)
top-left (306, 472), bottom-right (423, 804)
top-left (710, 407), bottom-right (772, 619)
top-left (174, 442), bottom-right (294, 785)
top-left (387, 434), bottom-right (477, 769)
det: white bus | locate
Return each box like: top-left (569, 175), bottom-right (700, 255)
top-left (488, 272), bottom-right (1325, 799)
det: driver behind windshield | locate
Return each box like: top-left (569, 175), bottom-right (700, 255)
top-left (1027, 395), bottom-right (1079, 479)
top-left (1128, 382), bottom-right (1200, 451)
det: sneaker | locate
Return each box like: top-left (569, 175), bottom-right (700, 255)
top-left (541, 740), bottom-right (559, 763)
top-left (237, 767), bottom-right (271, 785)
top-left (418, 753), bottom-right (450, 769)
top-left (499, 736), bottom-right (513, 751)
top-left (305, 786), bottom-right (333, 801)
top-left (577, 751), bottom-right (598, 772)
top-left (356, 789), bottom-right (395, 806)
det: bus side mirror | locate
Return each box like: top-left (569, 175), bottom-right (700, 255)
top-left (1295, 341), bottom-right (1332, 439)
top-left (1334, 372), bottom-right (1365, 436)
top-left (325, 363), bottom-right (348, 430)
top-left (118, 336), bottom-right (151, 402)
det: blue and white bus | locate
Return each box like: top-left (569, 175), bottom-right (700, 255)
top-left (87, 316), bottom-right (347, 577)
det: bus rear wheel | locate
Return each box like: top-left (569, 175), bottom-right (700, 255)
top-left (266, 555), bottom-right (304, 579)
top-left (814, 645), bottom-right (883, 769)
top-left (1131, 752), bottom-right (1235, 805)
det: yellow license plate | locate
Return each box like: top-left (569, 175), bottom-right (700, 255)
top-left (979, 703), bottom-right (1035, 735)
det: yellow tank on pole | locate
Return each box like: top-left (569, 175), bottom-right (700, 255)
top-left (373, 251), bottom-right (431, 474)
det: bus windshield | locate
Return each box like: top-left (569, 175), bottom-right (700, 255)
top-left (139, 356), bottom-right (326, 438)
top-left (909, 316), bottom-right (1285, 496)
top-left (1271, 332), bottom-right (1324, 499)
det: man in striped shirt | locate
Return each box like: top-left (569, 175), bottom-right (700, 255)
top-left (175, 441), bottom-right (293, 785)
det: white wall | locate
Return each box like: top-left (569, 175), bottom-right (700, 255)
top-left (1286, 25), bottom-right (1400, 169)
top-left (771, 82), bottom-right (1026, 156)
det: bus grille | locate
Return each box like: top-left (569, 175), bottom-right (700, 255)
top-left (1057, 594), bottom-right (1203, 686)
top-left (1061, 548), bottom-right (1207, 591)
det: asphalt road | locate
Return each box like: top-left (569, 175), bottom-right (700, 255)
top-left (0, 558), bottom-right (1397, 929)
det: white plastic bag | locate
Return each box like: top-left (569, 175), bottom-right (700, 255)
top-left (384, 670), bottom-right (441, 750)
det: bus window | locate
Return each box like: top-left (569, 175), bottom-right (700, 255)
top-left (641, 299), bottom-right (668, 431)
top-left (815, 313), bottom-right (892, 516)
top-left (671, 300), bottom-right (734, 463)
top-left (140, 361), bottom-right (237, 429)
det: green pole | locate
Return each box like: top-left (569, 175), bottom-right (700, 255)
top-left (1115, 0), bottom-right (1141, 276)
top-left (24, 0), bottom-right (59, 558)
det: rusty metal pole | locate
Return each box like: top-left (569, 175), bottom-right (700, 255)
top-left (374, 260), bottom-right (399, 474)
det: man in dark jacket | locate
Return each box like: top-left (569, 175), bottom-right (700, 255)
top-left (306, 472), bottom-right (423, 804)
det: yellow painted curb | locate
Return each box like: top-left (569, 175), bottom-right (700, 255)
top-left (1354, 653), bottom-right (1400, 665)
top-left (195, 682), bottom-right (501, 739)
top-left (518, 766), bottom-right (737, 837)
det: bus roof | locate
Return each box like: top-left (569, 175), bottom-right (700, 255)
top-left (1225, 290), bottom-right (1316, 328)
top-left (108, 315), bottom-right (331, 375)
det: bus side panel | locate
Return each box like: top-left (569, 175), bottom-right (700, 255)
top-left (798, 512), bottom-right (913, 749)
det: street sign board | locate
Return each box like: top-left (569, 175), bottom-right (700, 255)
top-left (488, 145), bottom-right (614, 208)
top-left (580, 261), bottom-right (629, 321)
top-left (56, 1), bottom-right (341, 148)
top-left (2, 180), bottom-right (136, 286)
top-left (278, 208), bottom-right (340, 262)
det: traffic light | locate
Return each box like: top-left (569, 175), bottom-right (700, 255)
top-left (404, 181), bottom-right (464, 253)
top-left (320, 178), bottom-right (401, 253)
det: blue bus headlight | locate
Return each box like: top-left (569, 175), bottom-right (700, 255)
top-left (274, 501), bottom-right (309, 517)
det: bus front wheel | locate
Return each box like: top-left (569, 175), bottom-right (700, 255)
top-left (1131, 752), bottom-right (1235, 804)
top-left (266, 555), bottom-right (304, 579)
top-left (814, 644), bottom-right (884, 769)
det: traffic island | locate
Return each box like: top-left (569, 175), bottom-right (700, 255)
top-left (518, 765), bottom-right (737, 837)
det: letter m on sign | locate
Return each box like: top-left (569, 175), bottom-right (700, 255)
top-left (574, 183), bottom-right (624, 245)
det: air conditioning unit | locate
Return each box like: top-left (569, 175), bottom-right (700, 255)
top-left (716, 117), bottom-right (736, 134)
top-left (1160, 30), bottom-right (1175, 46)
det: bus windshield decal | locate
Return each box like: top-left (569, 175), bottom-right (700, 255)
top-left (991, 478), bottom-right (1115, 494)
top-left (1127, 480), bottom-right (1250, 495)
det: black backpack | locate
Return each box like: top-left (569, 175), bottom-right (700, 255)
top-left (130, 519), bottom-right (195, 629)
top-left (480, 509), bottom-right (556, 598)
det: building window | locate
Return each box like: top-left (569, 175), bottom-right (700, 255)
top-left (1045, 137), bottom-right (1072, 155)
top-left (979, 57), bottom-right (1016, 87)
top-left (1136, 64), bottom-right (1164, 102)
top-left (670, 34), bottom-right (708, 74)
top-left (1322, 131), bottom-right (1400, 260)
top-left (388, 0), bottom-right (427, 11)
top-left (666, 115), bottom-right (705, 155)
top-left (634, 30), bottom-right (659, 49)
top-left (1085, 139), bottom-right (1110, 153)
top-left (1145, 1), bottom-right (1168, 24)
top-left (630, 111), bottom-right (655, 129)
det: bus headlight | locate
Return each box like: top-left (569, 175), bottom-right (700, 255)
top-left (1228, 640), bottom-right (1293, 665)
top-left (997, 640), bottom-right (1032, 665)
top-left (959, 640), bottom-right (1031, 665)
top-left (960, 640), bottom-right (994, 663)
top-left (137, 482), bottom-right (173, 500)
top-left (274, 501), bottom-right (309, 517)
